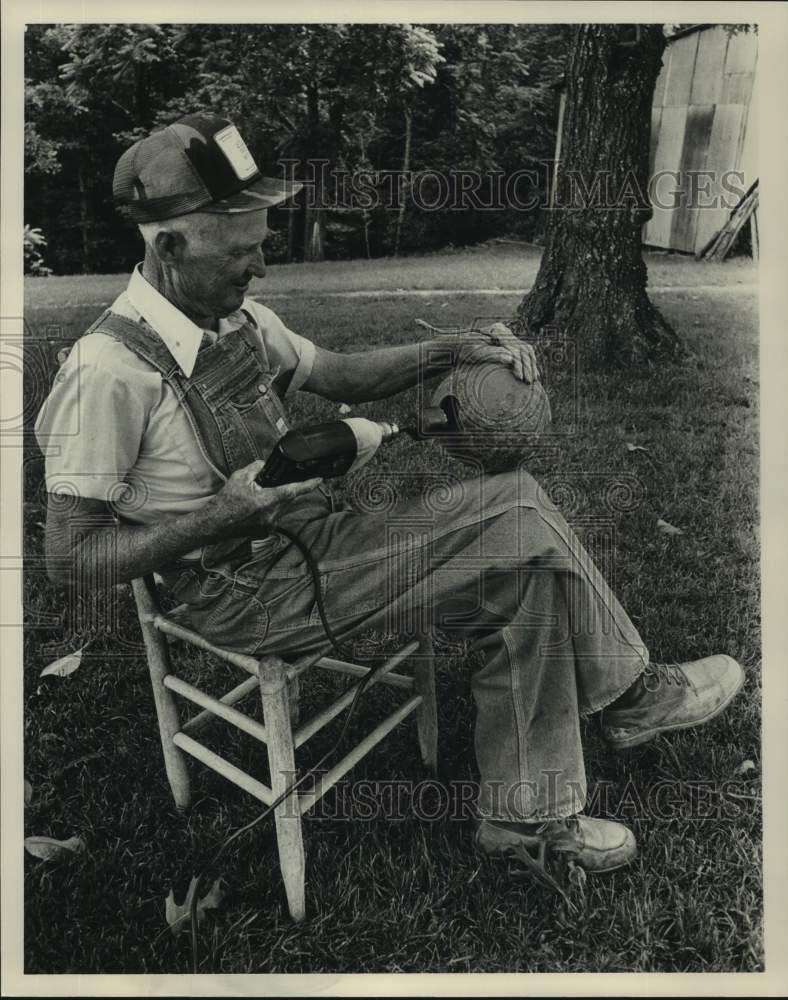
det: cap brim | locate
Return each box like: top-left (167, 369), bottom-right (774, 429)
top-left (202, 175), bottom-right (303, 213)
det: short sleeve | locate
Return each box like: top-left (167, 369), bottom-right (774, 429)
top-left (243, 300), bottom-right (315, 397)
top-left (34, 333), bottom-right (160, 503)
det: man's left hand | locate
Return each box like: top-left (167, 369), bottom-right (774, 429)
top-left (463, 322), bottom-right (540, 384)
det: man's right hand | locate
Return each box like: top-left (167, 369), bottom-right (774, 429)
top-left (202, 459), bottom-right (323, 539)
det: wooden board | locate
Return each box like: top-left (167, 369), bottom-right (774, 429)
top-left (648, 105), bottom-right (662, 180)
top-left (724, 28), bottom-right (758, 77)
top-left (663, 31), bottom-right (699, 107)
top-left (692, 103), bottom-right (746, 254)
top-left (671, 104), bottom-right (715, 253)
top-left (722, 72), bottom-right (755, 106)
top-left (722, 29), bottom-right (757, 104)
top-left (738, 70), bottom-right (759, 191)
top-left (690, 26), bottom-right (728, 105)
top-left (644, 105), bottom-right (687, 248)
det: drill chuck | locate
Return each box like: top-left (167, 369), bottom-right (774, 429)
top-left (255, 408), bottom-right (450, 488)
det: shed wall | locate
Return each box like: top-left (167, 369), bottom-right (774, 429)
top-left (643, 26), bottom-right (757, 254)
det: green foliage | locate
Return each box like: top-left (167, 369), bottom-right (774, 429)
top-left (23, 225), bottom-right (52, 276)
top-left (24, 23), bottom-right (570, 273)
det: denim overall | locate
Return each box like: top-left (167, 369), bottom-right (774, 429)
top-left (81, 308), bottom-right (331, 587)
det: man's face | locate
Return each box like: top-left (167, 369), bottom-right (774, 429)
top-left (175, 209), bottom-right (269, 319)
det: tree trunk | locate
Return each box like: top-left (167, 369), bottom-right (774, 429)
top-left (77, 162), bottom-right (90, 275)
top-left (302, 82), bottom-right (325, 262)
top-left (304, 212), bottom-right (324, 262)
top-left (362, 212), bottom-right (372, 260)
top-left (286, 202), bottom-right (296, 263)
top-left (514, 24), bottom-right (683, 368)
top-left (393, 106), bottom-right (412, 258)
top-left (358, 132), bottom-right (373, 260)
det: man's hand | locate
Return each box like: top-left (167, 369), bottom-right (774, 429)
top-left (463, 322), bottom-right (540, 384)
top-left (202, 461), bottom-right (323, 540)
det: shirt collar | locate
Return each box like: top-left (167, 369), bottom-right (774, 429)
top-left (126, 264), bottom-right (250, 378)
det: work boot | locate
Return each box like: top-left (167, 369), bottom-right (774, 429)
top-left (600, 654), bottom-right (745, 750)
top-left (475, 815), bottom-right (637, 873)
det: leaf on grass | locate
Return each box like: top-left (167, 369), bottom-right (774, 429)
top-left (24, 835), bottom-right (85, 860)
top-left (24, 780), bottom-right (33, 805)
top-left (165, 877), bottom-right (224, 938)
top-left (567, 860), bottom-right (587, 896)
top-left (625, 442), bottom-right (649, 454)
top-left (656, 518), bottom-right (684, 536)
top-left (735, 759), bottom-right (756, 776)
top-left (338, 403), bottom-right (352, 415)
top-left (40, 646), bottom-right (85, 678)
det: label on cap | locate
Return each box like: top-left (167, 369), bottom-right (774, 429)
top-left (213, 124), bottom-right (258, 181)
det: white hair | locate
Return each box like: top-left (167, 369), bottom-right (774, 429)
top-left (137, 212), bottom-right (220, 253)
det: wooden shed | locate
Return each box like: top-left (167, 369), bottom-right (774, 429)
top-left (643, 24), bottom-right (758, 254)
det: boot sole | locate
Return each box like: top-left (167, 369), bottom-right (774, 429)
top-left (585, 854), bottom-right (636, 874)
top-left (477, 831), bottom-right (637, 874)
top-left (604, 666), bottom-right (746, 750)
top-left (480, 846), bottom-right (637, 875)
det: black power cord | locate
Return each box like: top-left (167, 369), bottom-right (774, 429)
top-left (184, 523), bottom-right (394, 973)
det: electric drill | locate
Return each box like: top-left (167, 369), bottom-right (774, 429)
top-left (256, 406), bottom-right (451, 487)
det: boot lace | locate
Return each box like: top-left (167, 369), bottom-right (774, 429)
top-left (642, 660), bottom-right (692, 693)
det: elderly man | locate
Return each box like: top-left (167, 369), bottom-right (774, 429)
top-left (36, 113), bottom-right (744, 879)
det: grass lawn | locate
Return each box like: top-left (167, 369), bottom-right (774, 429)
top-left (23, 242), bottom-right (756, 312)
top-left (21, 250), bottom-right (761, 974)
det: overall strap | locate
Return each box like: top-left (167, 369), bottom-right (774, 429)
top-left (238, 308), bottom-right (273, 370)
top-left (88, 310), bottom-right (181, 377)
top-left (88, 310), bottom-right (232, 479)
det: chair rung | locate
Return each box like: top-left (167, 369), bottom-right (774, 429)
top-left (152, 615), bottom-right (261, 675)
top-left (181, 675), bottom-right (260, 735)
top-left (165, 675), bottom-right (268, 744)
top-left (293, 639), bottom-right (421, 748)
top-left (285, 645), bottom-right (335, 682)
top-left (173, 732), bottom-right (273, 805)
top-left (316, 657), bottom-right (414, 690)
top-left (298, 693), bottom-right (423, 813)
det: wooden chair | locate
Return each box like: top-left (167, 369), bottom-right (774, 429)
top-left (131, 574), bottom-right (438, 921)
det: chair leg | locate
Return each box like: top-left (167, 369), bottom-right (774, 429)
top-left (259, 655), bottom-right (306, 921)
top-left (151, 663), bottom-right (193, 811)
top-left (132, 578), bottom-right (191, 810)
top-left (415, 634), bottom-right (438, 776)
top-left (287, 673), bottom-right (300, 727)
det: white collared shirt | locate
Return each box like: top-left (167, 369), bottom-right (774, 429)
top-left (122, 264), bottom-right (246, 378)
top-left (34, 265), bottom-right (315, 525)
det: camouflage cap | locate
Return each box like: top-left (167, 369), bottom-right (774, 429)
top-left (113, 113), bottom-right (301, 222)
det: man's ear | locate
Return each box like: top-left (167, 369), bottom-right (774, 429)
top-left (153, 228), bottom-right (186, 265)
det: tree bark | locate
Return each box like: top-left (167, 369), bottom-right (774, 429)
top-left (393, 106), bottom-right (412, 258)
top-left (286, 202), bottom-right (296, 264)
top-left (514, 24), bottom-right (683, 368)
top-left (302, 82), bottom-right (325, 262)
top-left (77, 161), bottom-right (90, 275)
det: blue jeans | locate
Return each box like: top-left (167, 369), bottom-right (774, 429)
top-left (172, 468), bottom-right (648, 821)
